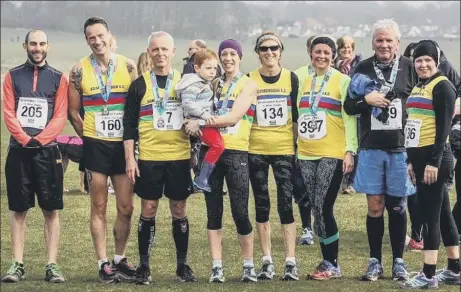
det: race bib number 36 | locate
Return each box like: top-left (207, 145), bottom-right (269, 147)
top-left (95, 111), bottom-right (124, 138)
top-left (298, 111), bottom-right (327, 140)
top-left (256, 97), bottom-right (288, 127)
top-left (371, 99), bottom-right (402, 130)
top-left (17, 97), bottom-right (48, 129)
top-left (153, 101), bottom-right (183, 131)
top-left (405, 119), bottom-right (422, 148)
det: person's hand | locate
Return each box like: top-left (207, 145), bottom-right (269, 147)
top-left (423, 165), bottom-right (438, 185)
top-left (407, 163), bottom-right (416, 185)
top-left (183, 119), bottom-right (202, 137)
top-left (126, 156), bottom-right (140, 185)
top-left (343, 152), bottom-right (354, 174)
top-left (364, 90), bottom-right (390, 108)
top-left (206, 116), bottom-right (218, 126)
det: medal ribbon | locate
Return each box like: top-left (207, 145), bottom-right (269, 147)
top-left (214, 72), bottom-right (243, 116)
top-left (308, 68), bottom-right (332, 115)
top-left (373, 55), bottom-right (400, 91)
top-left (151, 68), bottom-right (174, 115)
top-left (90, 54), bottom-right (115, 110)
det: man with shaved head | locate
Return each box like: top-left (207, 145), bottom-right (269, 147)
top-left (1, 29), bottom-right (68, 283)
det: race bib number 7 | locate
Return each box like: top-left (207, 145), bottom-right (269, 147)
top-left (298, 111), bottom-right (327, 140)
top-left (153, 101), bottom-right (184, 131)
top-left (17, 97), bottom-right (48, 129)
top-left (95, 111), bottom-right (124, 138)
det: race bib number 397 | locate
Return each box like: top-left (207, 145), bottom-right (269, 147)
top-left (256, 97), bottom-right (288, 127)
top-left (95, 111), bottom-right (124, 138)
top-left (153, 101), bottom-right (183, 131)
top-left (298, 111), bottom-right (327, 140)
top-left (17, 97), bottom-right (48, 129)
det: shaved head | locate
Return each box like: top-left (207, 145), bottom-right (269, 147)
top-left (24, 29), bottom-right (48, 44)
top-left (23, 29), bottom-right (49, 66)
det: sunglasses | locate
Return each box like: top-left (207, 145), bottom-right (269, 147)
top-left (259, 45), bottom-right (280, 52)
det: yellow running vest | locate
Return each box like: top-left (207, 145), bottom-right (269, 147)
top-left (138, 69), bottom-right (190, 161)
top-left (217, 74), bottom-right (256, 152)
top-left (405, 76), bottom-right (448, 148)
top-left (248, 68), bottom-right (294, 155)
top-left (81, 54), bottom-right (131, 141)
top-left (297, 69), bottom-right (348, 160)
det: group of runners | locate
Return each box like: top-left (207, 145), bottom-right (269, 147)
top-left (1, 16), bottom-right (460, 290)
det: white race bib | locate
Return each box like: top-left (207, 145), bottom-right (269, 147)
top-left (16, 97), bottom-right (48, 129)
top-left (153, 101), bottom-right (183, 131)
top-left (256, 97), bottom-right (288, 127)
top-left (405, 119), bottom-right (422, 148)
top-left (95, 110), bottom-right (124, 138)
top-left (220, 120), bottom-right (241, 135)
top-left (298, 111), bottom-right (327, 140)
top-left (371, 99), bottom-right (403, 130)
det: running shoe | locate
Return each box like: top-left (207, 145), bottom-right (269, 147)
top-left (135, 265), bottom-right (151, 285)
top-left (176, 264), bottom-right (197, 282)
top-left (392, 258), bottom-right (409, 281)
top-left (407, 239), bottom-right (424, 252)
top-left (298, 227), bottom-right (314, 245)
top-left (99, 261), bottom-right (119, 283)
top-left (435, 268), bottom-right (461, 285)
top-left (241, 265), bottom-right (258, 283)
top-left (281, 261), bottom-right (299, 281)
top-left (45, 263), bottom-right (65, 283)
top-left (309, 260), bottom-right (342, 280)
top-left (209, 266), bottom-right (225, 283)
top-left (1, 260), bottom-right (25, 283)
top-left (112, 258), bottom-right (136, 282)
top-left (257, 260), bottom-right (275, 280)
top-left (361, 258), bottom-right (384, 281)
top-left (400, 271), bottom-right (438, 289)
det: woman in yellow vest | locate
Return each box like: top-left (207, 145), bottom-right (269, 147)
top-left (246, 31), bottom-right (299, 281)
top-left (184, 39), bottom-right (258, 283)
top-left (296, 35), bottom-right (357, 280)
top-left (402, 40), bottom-right (459, 289)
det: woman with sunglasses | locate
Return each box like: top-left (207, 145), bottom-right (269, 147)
top-left (296, 35), bottom-right (357, 280)
top-left (402, 40), bottom-right (460, 289)
top-left (246, 31), bottom-right (300, 281)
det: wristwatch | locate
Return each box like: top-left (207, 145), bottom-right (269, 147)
top-left (199, 120), bottom-right (206, 129)
top-left (346, 151), bottom-right (356, 156)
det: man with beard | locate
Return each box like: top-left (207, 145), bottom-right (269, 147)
top-left (1, 30), bottom-right (68, 283)
top-left (67, 17), bottom-right (138, 283)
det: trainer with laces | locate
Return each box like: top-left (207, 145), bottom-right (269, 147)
top-left (1, 29), bottom-right (67, 284)
top-left (344, 19), bottom-right (415, 283)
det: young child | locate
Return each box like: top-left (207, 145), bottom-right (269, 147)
top-left (175, 49), bottom-right (224, 192)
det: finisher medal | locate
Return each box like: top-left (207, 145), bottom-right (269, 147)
top-left (102, 104), bottom-right (109, 115)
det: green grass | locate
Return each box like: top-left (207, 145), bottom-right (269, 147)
top-left (1, 28), bottom-right (459, 291)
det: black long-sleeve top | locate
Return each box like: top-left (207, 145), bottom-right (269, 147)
top-left (407, 72), bottom-right (457, 168)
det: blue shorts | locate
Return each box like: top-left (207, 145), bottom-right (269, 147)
top-left (354, 149), bottom-right (409, 197)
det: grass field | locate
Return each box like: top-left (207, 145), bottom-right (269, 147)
top-left (0, 27), bottom-right (459, 291)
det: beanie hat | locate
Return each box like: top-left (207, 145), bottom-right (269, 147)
top-left (310, 34), bottom-right (337, 60)
top-left (218, 39), bottom-right (243, 59)
top-left (413, 40), bottom-right (440, 66)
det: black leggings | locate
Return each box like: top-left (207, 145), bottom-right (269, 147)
top-left (452, 160), bottom-right (461, 235)
top-left (293, 159), bottom-right (312, 229)
top-left (298, 158), bottom-right (343, 240)
top-left (249, 154), bottom-right (294, 225)
top-left (204, 149), bottom-right (252, 236)
top-left (407, 194), bottom-right (422, 242)
top-left (409, 147), bottom-right (459, 250)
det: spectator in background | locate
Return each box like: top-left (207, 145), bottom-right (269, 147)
top-left (335, 35), bottom-right (363, 76)
top-left (136, 51), bottom-right (152, 76)
top-left (183, 39), bottom-right (207, 74)
top-left (403, 42), bottom-right (418, 62)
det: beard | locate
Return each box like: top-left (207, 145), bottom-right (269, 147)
top-left (27, 50), bottom-right (47, 65)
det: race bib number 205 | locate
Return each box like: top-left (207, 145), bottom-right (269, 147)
top-left (17, 97), bottom-right (48, 129)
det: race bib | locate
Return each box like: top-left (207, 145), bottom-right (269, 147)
top-left (298, 111), bottom-right (327, 140)
top-left (256, 97), bottom-right (288, 127)
top-left (16, 97), bottom-right (48, 129)
top-left (371, 99), bottom-right (403, 130)
top-left (405, 119), bottom-right (422, 148)
top-left (220, 120), bottom-right (241, 135)
top-left (95, 110), bottom-right (124, 138)
top-left (153, 101), bottom-right (183, 131)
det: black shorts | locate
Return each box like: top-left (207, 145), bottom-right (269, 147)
top-left (83, 136), bottom-right (126, 176)
top-left (5, 146), bottom-right (64, 212)
top-left (134, 159), bottom-right (191, 201)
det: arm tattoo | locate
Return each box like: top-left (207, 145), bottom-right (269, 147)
top-left (127, 62), bottom-right (135, 74)
top-left (70, 67), bottom-right (83, 94)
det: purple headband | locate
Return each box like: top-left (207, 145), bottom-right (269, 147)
top-left (218, 39), bottom-right (243, 59)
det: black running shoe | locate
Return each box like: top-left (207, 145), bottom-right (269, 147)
top-left (135, 265), bottom-right (152, 285)
top-left (99, 262), bottom-right (119, 284)
top-left (176, 264), bottom-right (197, 282)
top-left (112, 258), bottom-right (136, 282)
